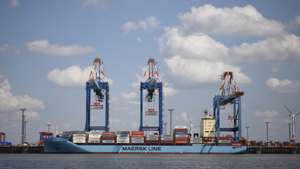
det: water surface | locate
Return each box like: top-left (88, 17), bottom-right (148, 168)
top-left (0, 154), bottom-right (299, 169)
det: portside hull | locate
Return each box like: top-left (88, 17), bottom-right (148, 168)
top-left (44, 138), bottom-right (246, 154)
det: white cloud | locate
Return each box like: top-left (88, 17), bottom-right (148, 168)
top-left (0, 76), bottom-right (44, 114)
top-left (160, 28), bottom-right (251, 86)
top-left (160, 27), bottom-right (228, 62)
top-left (231, 34), bottom-right (300, 63)
top-left (121, 91), bottom-right (138, 101)
top-left (121, 17), bottom-right (160, 33)
top-left (266, 78), bottom-right (300, 94)
top-left (161, 21), bottom-right (300, 66)
top-left (159, 5), bottom-right (300, 87)
top-left (26, 40), bottom-right (94, 57)
top-left (255, 110), bottom-right (279, 122)
top-left (165, 55), bottom-right (250, 86)
top-left (48, 65), bottom-right (112, 87)
top-left (48, 65), bottom-right (91, 87)
top-left (179, 4), bottom-right (285, 36)
top-left (9, 0), bottom-right (19, 8)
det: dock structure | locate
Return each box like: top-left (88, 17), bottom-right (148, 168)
top-left (0, 145), bottom-right (43, 153)
top-left (247, 146), bottom-right (300, 154)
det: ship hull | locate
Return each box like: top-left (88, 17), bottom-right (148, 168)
top-left (44, 138), bottom-right (246, 154)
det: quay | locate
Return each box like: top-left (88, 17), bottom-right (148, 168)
top-left (0, 145), bottom-right (43, 153)
top-left (247, 146), bottom-right (300, 154)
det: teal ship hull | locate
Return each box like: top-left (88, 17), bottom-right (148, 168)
top-left (44, 138), bottom-right (247, 154)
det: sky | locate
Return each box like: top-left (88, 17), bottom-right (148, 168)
top-left (1, 0), bottom-right (300, 144)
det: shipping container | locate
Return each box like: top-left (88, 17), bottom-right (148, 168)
top-left (62, 131), bottom-right (85, 141)
top-left (173, 128), bottom-right (190, 144)
top-left (174, 137), bottom-right (190, 144)
top-left (145, 135), bottom-right (159, 144)
top-left (72, 134), bottom-right (87, 144)
top-left (101, 132), bottom-right (116, 144)
top-left (102, 132), bottom-right (116, 137)
top-left (173, 128), bottom-right (189, 133)
top-left (102, 139), bottom-right (116, 144)
top-left (88, 132), bottom-right (101, 143)
top-left (130, 131), bottom-right (144, 136)
top-left (160, 135), bottom-right (174, 144)
top-left (131, 136), bottom-right (145, 144)
top-left (117, 131), bottom-right (130, 144)
top-left (202, 137), bottom-right (216, 144)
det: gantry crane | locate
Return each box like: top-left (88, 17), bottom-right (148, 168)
top-left (85, 57), bottom-right (109, 132)
top-left (213, 71), bottom-right (244, 141)
top-left (139, 58), bottom-right (163, 135)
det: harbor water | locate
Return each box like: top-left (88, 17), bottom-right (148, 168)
top-left (0, 154), bottom-right (300, 169)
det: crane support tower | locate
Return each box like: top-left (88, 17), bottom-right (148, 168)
top-left (139, 58), bottom-right (163, 135)
top-left (213, 71), bottom-right (244, 141)
top-left (85, 57), bottom-right (110, 132)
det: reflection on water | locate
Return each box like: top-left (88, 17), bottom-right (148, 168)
top-left (0, 154), bottom-right (300, 169)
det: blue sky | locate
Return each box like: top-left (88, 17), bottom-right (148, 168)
top-left (1, 0), bottom-right (300, 144)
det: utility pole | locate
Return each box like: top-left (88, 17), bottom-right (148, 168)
top-left (245, 126), bottom-right (250, 141)
top-left (265, 121), bottom-right (271, 144)
top-left (20, 108), bottom-right (26, 144)
top-left (47, 123), bottom-right (51, 133)
top-left (288, 123), bottom-right (291, 141)
top-left (168, 109), bottom-right (174, 136)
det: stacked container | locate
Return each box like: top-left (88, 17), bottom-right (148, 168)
top-left (160, 135), bottom-right (173, 144)
top-left (145, 134), bottom-right (159, 144)
top-left (218, 135), bottom-right (232, 145)
top-left (173, 128), bottom-right (190, 145)
top-left (88, 132), bottom-right (101, 144)
top-left (117, 131), bottom-right (130, 144)
top-left (101, 132), bottom-right (116, 144)
top-left (130, 131), bottom-right (145, 144)
top-left (72, 133), bottom-right (87, 144)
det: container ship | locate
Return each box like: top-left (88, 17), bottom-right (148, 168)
top-left (44, 128), bottom-right (246, 154)
top-left (44, 58), bottom-right (247, 154)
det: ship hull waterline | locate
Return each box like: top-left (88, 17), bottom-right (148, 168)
top-left (44, 138), bottom-right (247, 154)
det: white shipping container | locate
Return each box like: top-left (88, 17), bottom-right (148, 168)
top-left (146, 135), bottom-right (159, 141)
top-left (117, 131), bottom-right (130, 143)
top-left (73, 134), bottom-right (86, 144)
top-left (117, 137), bottom-right (130, 143)
top-left (131, 137), bottom-right (144, 144)
top-left (102, 139), bottom-right (115, 144)
top-left (88, 133), bottom-right (101, 143)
